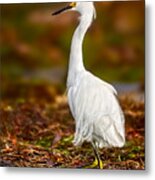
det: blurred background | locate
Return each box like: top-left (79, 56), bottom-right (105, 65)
top-left (0, 1), bottom-right (145, 102)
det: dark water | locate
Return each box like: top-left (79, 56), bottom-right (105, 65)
top-left (23, 68), bottom-right (144, 102)
top-left (114, 83), bottom-right (144, 102)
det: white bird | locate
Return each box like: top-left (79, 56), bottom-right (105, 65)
top-left (52, 2), bottom-right (125, 169)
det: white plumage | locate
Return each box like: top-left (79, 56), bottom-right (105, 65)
top-left (68, 70), bottom-right (125, 148)
top-left (52, 2), bottom-right (125, 168)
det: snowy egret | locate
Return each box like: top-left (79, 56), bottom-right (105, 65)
top-left (52, 2), bottom-right (125, 169)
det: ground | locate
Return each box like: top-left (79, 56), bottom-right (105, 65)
top-left (0, 93), bottom-right (144, 169)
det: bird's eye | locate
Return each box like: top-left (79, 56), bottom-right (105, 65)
top-left (70, 2), bottom-right (77, 7)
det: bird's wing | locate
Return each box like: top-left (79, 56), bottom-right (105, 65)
top-left (89, 72), bottom-right (118, 95)
top-left (86, 72), bottom-right (125, 147)
top-left (67, 71), bottom-right (125, 146)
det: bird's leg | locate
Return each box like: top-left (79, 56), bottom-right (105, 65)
top-left (91, 142), bottom-right (103, 169)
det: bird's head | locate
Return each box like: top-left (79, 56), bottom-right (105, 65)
top-left (52, 2), bottom-right (96, 19)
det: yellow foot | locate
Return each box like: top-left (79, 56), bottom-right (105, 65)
top-left (99, 159), bottom-right (103, 169)
top-left (85, 158), bottom-right (104, 169)
top-left (84, 158), bottom-right (98, 169)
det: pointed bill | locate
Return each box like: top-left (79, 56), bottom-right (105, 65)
top-left (52, 5), bottom-right (72, 16)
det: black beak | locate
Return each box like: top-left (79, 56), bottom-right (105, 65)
top-left (52, 5), bottom-right (72, 16)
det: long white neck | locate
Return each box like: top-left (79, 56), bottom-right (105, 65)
top-left (67, 14), bottom-right (93, 88)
